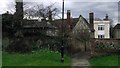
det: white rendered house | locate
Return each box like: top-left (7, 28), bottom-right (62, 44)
top-left (94, 14), bottom-right (110, 38)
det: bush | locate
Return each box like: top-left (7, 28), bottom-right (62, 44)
top-left (6, 38), bottom-right (32, 53)
top-left (2, 37), bottom-right (9, 51)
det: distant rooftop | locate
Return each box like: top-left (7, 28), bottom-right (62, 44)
top-left (114, 24), bottom-right (120, 29)
top-left (23, 19), bottom-right (57, 29)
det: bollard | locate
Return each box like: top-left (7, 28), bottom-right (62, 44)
top-left (61, 46), bottom-right (64, 63)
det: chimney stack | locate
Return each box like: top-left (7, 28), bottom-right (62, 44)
top-left (103, 14), bottom-right (109, 20)
top-left (67, 10), bottom-right (70, 20)
top-left (15, 0), bottom-right (23, 20)
top-left (14, 0), bottom-right (23, 27)
top-left (67, 10), bottom-right (72, 30)
top-left (48, 9), bottom-right (52, 22)
top-left (89, 12), bottom-right (94, 29)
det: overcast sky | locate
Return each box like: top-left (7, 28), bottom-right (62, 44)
top-left (0, 0), bottom-right (120, 25)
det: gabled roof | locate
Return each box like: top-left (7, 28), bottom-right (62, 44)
top-left (51, 15), bottom-right (94, 32)
top-left (73, 15), bottom-right (94, 32)
top-left (51, 18), bottom-right (79, 29)
top-left (114, 24), bottom-right (120, 29)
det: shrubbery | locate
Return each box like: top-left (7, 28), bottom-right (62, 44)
top-left (6, 38), bottom-right (32, 53)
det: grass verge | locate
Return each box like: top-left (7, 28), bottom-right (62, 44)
top-left (2, 50), bottom-right (71, 66)
top-left (89, 54), bottom-right (119, 67)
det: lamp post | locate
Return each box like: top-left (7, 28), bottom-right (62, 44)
top-left (61, 45), bottom-right (64, 63)
top-left (61, 0), bottom-right (64, 63)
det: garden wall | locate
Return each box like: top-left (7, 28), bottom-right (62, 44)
top-left (90, 38), bottom-right (120, 54)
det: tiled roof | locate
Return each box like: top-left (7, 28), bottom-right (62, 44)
top-left (86, 18), bottom-right (102, 21)
top-left (114, 24), bottom-right (120, 29)
top-left (94, 18), bottom-right (102, 21)
top-left (77, 15), bottom-right (94, 32)
top-left (51, 18), bottom-right (79, 29)
top-left (23, 19), bottom-right (56, 29)
top-left (51, 16), bottom-right (94, 31)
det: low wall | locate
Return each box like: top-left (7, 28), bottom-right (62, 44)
top-left (90, 38), bottom-right (120, 54)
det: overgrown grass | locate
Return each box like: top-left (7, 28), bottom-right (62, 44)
top-left (2, 50), bottom-right (71, 66)
top-left (89, 54), bottom-right (119, 67)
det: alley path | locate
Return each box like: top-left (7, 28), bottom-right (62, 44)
top-left (72, 52), bottom-right (92, 68)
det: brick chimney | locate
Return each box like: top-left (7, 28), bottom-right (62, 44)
top-left (48, 10), bottom-right (52, 22)
top-left (89, 12), bottom-right (94, 29)
top-left (67, 10), bottom-right (72, 30)
top-left (15, 0), bottom-right (23, 20)
top-left (14, 0), bottom-right (23, 27)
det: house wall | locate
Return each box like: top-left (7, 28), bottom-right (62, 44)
top-left (104, 21), bottom-right (110, 38)
top-left (71, 16), bottom-right (93, 52)
top-left (114, 29), bottom-right (120, 39)
top-left (71, 37), bottom-right (91, 52)
top-left (94, 22), bottom-right (98, 38)
top-left (94, 21), bottom-right (110, 38)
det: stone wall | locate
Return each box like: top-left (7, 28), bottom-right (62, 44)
top-left (90, 38), bottom-right (120, 54)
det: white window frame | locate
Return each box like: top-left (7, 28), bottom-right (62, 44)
top-left (98, 35), bottom-right (104, 38)
top-left (98, 25), bottom-right (104, 30)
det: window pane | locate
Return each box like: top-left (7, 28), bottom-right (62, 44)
top-left (98, 35), bottom-right (104, 38)
top-left (98, 25), bottom-right (104, 30)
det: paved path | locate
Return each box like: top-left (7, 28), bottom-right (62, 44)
top-left (72, 52), bottom-right (92, 68)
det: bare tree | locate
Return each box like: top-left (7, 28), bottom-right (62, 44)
top-left (24, 3), bottom-right (59, 20)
